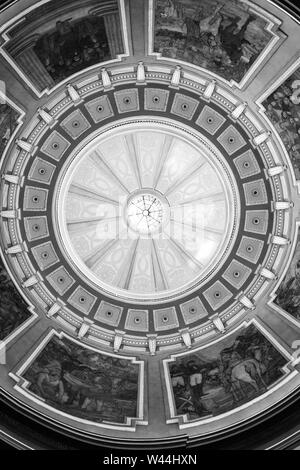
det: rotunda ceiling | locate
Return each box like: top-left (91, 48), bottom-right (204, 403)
top-left (57, 121), bottom-right (236, 302)
top-left (0, 0), bottom-right (299, 450)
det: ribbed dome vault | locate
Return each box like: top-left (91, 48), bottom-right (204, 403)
top-left (0, 0), bottom-right (300, 450)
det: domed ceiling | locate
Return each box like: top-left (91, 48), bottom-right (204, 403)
top-left (0, 0), bottom-right (300, 450)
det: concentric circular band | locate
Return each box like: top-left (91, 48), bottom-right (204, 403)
top-left (54, 119), bottom-right (239, 304)
top-left (0, 77), bottom-right (281, 340)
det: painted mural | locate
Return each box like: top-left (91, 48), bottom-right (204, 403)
top-left (168, 324), bottom-right (286, 420)
top-left (34, 16), bottom-right (112, 85)
top-left (4, 0), bottom-right (124, 91)
top-left (23, 336), bottom-right (140, 425)
top-left (153, 0), bottom-right (273, 83)
top-left (275, 227), bottom-right (300, 321)
top-left (0, 103), bottom-right (19, 157)
top-left (263, 67), bottom-right (300, 179)
top-left (0, 257), bottom-right (30, 341)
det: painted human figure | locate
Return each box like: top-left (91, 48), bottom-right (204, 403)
top-left (276, 259), bottom-right (300, 319)
top-left (0, 262), bottom-right (29, 340)
top-left (161, 0), bottom-right (183, 20)
top-left (189, 367), bottom-right (203, 396)
top-left (0, 104), bottom-right (16, 146)
top-left (185, 361), bottom-right (206, 415)
top-left (219, 14), bottom-right (256, 64)
top-left (0, 291), bottom-right (26, 340)
top-left (171, 374), bottom-right (185, 388)
top-left (198, 4), bottom-right (224, 37)
top-left (184, 4), bottom-right (223, 41)
top-left (201, 33), bottom-right (231, 67)
top-left (81, 376), bottom-right (105, 412)
top-left (36, 361), bottom-right (65, 403)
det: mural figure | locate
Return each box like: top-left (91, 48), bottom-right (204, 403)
top-left (263, 68), bottom-right (300, 179)
top-left (4, 0), bottom-right (124, 91)
top-left (154, 0), bottom-right (273, 83)
top-left (0, 103), bottom-right (19, 157)
top-left (275, 227), bottom-right (300, 320)
top-left (34, 17), bottom-right (112, 84)
top-left (0, 258), bottom-right (30, 341)
top-left (24, 336), bottom-right (140, 424)
top-left (169, 324), bottom-right (286, 420)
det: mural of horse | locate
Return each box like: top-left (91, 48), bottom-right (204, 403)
top-left (230, 357), bottom-right (267, 393)
top-left (169, 324), bottom-right (286, 420)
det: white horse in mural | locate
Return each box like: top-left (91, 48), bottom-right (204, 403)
top-left (230, 357), bottom-right (267, 394)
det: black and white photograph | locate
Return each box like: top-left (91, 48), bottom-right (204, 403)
top-left (0, 0), bottom-right (300, 458)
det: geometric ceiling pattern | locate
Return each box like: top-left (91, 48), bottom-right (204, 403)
top-left (0, 0), bottom-right (300, 450)
top-left (0, 79), bottom-right (286, 342)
